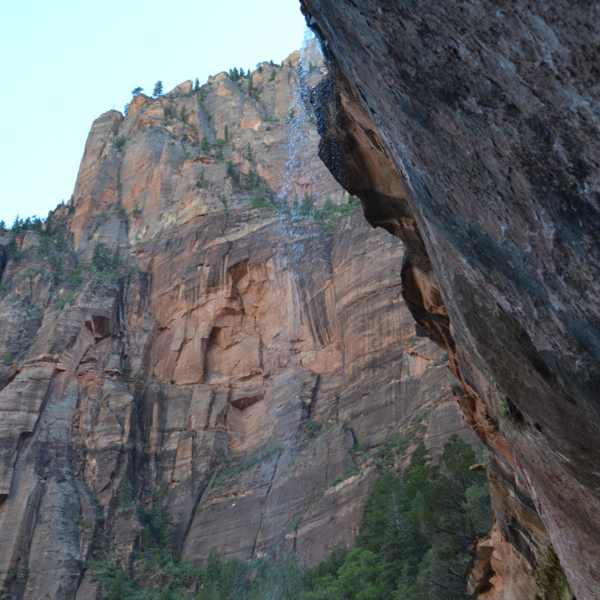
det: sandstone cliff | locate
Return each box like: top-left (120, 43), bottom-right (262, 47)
top-left (0, 50), bottom-right (471, 599)
top-left (300, 1), bottom-right (598, 598)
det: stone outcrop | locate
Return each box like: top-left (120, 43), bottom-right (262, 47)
top-left (0, 50), bottom-right (473, 598)
top-left (301, 1), bottom-right (597, 597)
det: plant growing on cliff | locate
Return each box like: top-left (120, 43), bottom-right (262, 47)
top-left (196, 171), bottom-right (206, 189)
top-left (226, 161), bottom-right (240, 187)
top-left (153, 80), bottom-right (163, 97)
top-left (2, 348), bottom-right (12, 365)
top-left (115, 136), bottom-right (126, 151)
top-left (213, 444), bottom-right (284, 488)
top-left (251, 194), bottom-right (272, 209)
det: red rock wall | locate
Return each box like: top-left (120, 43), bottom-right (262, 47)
top-left (0, 54), bottom-right (474, 599)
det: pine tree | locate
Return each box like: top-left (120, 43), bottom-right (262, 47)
top-left (153, 80), bottom-right (163, 97)
top-left (131, 86), bottom-right (143, 96)
top-left (194, 78), bottom-right (200, 91)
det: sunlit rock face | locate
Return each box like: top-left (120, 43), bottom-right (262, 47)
top-left (0, 49), bottom-right (473, 599)
top-left (300, 1), bottom-right (600, 598)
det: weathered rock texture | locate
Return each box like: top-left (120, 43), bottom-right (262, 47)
top-left (0, 50), bottom-right (472, 599)
top-left (301, 1), bottom-right (598, 598)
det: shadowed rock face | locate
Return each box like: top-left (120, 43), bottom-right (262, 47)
top-left (0, 50), bottom-right (473, 599)
top-left (300, 1), bottom-right (600, 597)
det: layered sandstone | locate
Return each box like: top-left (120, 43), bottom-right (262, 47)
top-left (0, 49), bottom-right (472, 599)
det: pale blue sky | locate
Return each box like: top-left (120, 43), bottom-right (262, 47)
top-left (0, 0), bottom-right (307, 226)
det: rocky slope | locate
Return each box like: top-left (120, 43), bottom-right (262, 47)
top-left (300, 1), bottom-right (599, 598)
top-left (0, 50), bottom-right (472, 599)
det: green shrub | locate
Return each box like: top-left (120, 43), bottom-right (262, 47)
top-left (213, 444), bottom-right (284, 488)
top-left (2, 348), bottom-right (12, 365)
top-left (251, 195), bottom-right (272, 209)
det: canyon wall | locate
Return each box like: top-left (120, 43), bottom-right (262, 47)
top-left (0, 52), bottom-right (472, 599)
top-left (300, 1), bottom-right (600, 598)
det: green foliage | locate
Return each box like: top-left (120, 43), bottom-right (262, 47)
top-left (302, 419), bottom-right (321, 443)
top-left (54, 291), bottom-right (75, 311)
top-left (92, 243), bottom-right (113, 273)
top-left (412, 408), bottom-right (430, 435)
top-left (499, 396), bottom-right (510, 420)
top-left (353, 433), bottom-right (368, 453)
top-left (10, 215), bottom-right (45, 234)
top-left (132, 87), bottom-right (144, 96)
top-left (535, 544), bottom-right (573, 600)
top-left (330, 463), bottom-right (359, 487)
top-left (226, 161), bottom-right (240, 187)
top-left (107, 569), bottom-right (135, 600)
top-left (285, 515), bottom-right (303, 534)
top-left (250, 195), bottom-right (272, 209)
top-left (81, 437), bottom-right (490, 600)
top-left (288, 195), bottom-right (362, 234)
top-left (194, 78), bottom-right (200, 91)
top-left (201, 136), bottom-right (211, 153)
top-left (243, 169), bottom-right (262, 191)
top-left (303, 435), bottom-right (492, 600)
top-left (153, 81), bottom-right (163, 97)
top-left (362, 433), bottom-right (409, 469)
top-left (310, 196), bottom-right (361, 234)
top-left (196, 171), bottom-right (206, 189)
top-left (213, 444), bottom-right (284, 487)
top-left (269, 69), bottom-right (277, 82)
top-left (115, 136), bottom-right (126, 151)
top-left (2, 348), bottom-right (12, 366)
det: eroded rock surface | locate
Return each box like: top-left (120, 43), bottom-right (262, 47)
top-left (301, 1), bottom-right (597, 597)
top-left (0, 50), bottom-right (473, 598)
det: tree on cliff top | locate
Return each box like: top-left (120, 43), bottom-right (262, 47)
top-left (131, 86), bottom-right (143, 96)
top-left (153, 81), bottom-right (163, 97)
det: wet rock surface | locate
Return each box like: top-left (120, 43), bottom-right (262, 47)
top-left (301, 0), bottom-right (598, 597)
